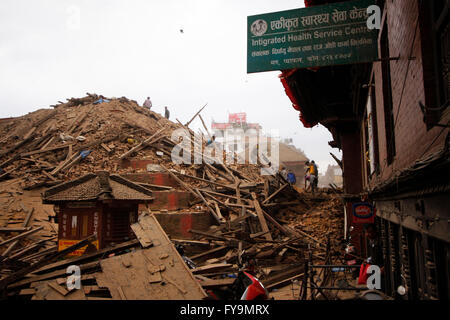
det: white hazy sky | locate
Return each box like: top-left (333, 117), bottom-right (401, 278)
top-left (0, 0), bottom-right (342, 172)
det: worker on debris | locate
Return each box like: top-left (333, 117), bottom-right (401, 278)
top-left (287, 169), bottom-right (296, 185)
top-left (206, 135), bottom-right (216, 146)
top-left (304, 161), bottom-right (311, 190)
top-left (280, 166), bottom-right (288, 181)
top-left (143, 97), bottom-right (152, 110)
top-left (164, 106), bottom-right (170, 119)
top-left (309, 160), bottom-right (318, 193)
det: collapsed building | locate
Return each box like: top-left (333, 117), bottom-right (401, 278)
top-left (0, 94), bottom-right (346, 300)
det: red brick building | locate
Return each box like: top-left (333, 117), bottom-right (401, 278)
top-left (281, 0), bottom-right (449, 299)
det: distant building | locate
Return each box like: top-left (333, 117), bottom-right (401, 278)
top-left (318, 165), bottom-right (343, 188)
top-left (278, 142), bottom-right (309, 187)
top-left (211, 112), bottom-right (261, 154)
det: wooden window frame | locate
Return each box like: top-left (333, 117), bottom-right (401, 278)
top-left (379, 17), bottom-right (396, 165)
top-left (419, 0), bottom-right (450, 128)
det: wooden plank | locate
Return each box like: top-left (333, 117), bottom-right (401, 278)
top-left (68, 105), bottom-right (95, 134)
top-left (0, 226), bottom-right (43, 248)
top-left (0, 227), bottom-right (31, 232)
top-left (262, 183), bottom-right (289, 205)
top-left (251, 193), bottom-right (273, 241)
top-left (1, 235), bottom-right (97, 290)
top-left (119, 127), bottom-right (165, 159)
top-left (162, 274), bottom-right (188, 295)
top-left (185, 103), bottom-right (207, 127)
top-left (266, 273), bottom-right (305, 290)
top-left (198, 114), bottom-right (211, 139)
top-left (117, 286), bottom-right (127, 300)
top-left (213, 201), bottom-right (225, 221)
top-left (47, 281), bottom-right (69, 296)
top-left (130, 223), bottom-right (153, 248)
top-left (195, 189), bottom-right (223, 224)
top-left (42, 170), bottom-right (57, 182)
top-left (59, 154), bottom-right (82, 173)
top-left (137, 182), bottom-right (172, 190)
top-left (50, 151), bottom-right (79, 175)
top-left (19, 288), bottom-right (36, 296)
top-left (189, 229), bottom-right (229, 242)
top-left (7, 261), bottom-right (101, 290)
top-left (100, 143), bottom-right (112, 153)
top-left (21, 245), bottom-right (58, 262)
top-left (192, 263), bottom-right (233, 274)
top-left (21, 143), bottom-right (75, 157)
top-left (260, 208), bottom-right (297, 238)
top-left (188, 246), bottom-right (228, 260)
top-left (198, 278), bottom-right (235, 289)
top-left (5, 241), bottom-right (45, 261)
top-left (160, 164), bottom-right (199, 199)
top-left (32, 239), bottom-right (139, 275)
top-left (40, 136), bottom-right (55, 150)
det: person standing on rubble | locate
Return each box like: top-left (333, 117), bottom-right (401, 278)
top-left (304, 161), bottom-right (311, 190)
top-left (280, 166), bottom-right (288, 181)
top-left (309, 160), bottom-right (318, 193)
top-left (143, 97), bottom-right (152, 110)
top-left (164, 106), bottom-right (170, 119)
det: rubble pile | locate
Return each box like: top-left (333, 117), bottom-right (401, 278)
top-left (0, 94), bottom-right (345, 300)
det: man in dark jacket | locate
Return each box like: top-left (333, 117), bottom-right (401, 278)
top-left (164, 106), bottom-right (170, 119)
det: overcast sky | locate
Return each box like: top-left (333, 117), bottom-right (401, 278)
top-left (0, 0), bottom-right (342, 172)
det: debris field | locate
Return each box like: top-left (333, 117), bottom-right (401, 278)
top-left (0, 94), bottom-right (344, 300)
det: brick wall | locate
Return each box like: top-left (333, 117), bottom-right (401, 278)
top-left (370, 0), bottom-right (450, 188)
top-left (154, 212), bottom-right (216, 239)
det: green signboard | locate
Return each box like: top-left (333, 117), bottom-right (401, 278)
top-left (247, 0), bottom-right (378, 73)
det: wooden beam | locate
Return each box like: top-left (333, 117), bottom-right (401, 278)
top-left (251, 193), bottom-right (273, 241)
top-left (198, 114), bottom-right (211, 139)
top-left (31, 239), bottom-right (140, 275)
top-left (50, 152), bottom-right (79, 175)
top-left (119, 127), bottom-right (165, 159)
top-left (199, 278), bottom-right (235, 289)
top-left (185, 103), bottom-right (207, 127)
top-left (0, 207), bottom-right (34, 258)
top-left (7, 261), bottom-right (100, 290)
top-left (195, 189), bottom-right (223, 224)
top-left (21, 143), bottom-right (75, 157)
top-left (188, 246), bottom-right (228, 260)
top-left (262, 183), bottom-right (289, 205)
top-left (160, 165), bottom-right (200, 200)
top-left (0, 227), bottom-right (31, 233)
top-left (0, 235), bottom-right (97, 291)
top-left (0, 226), bottom-right (43, 248)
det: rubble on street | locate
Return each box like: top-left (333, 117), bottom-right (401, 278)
top-left (0, 94), bottom-right (346, 300)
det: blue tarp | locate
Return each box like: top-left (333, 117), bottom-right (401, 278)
top-left (93, 98), bottom-right (110, 105)
top-left (80, 150), bottom-right (92, 159)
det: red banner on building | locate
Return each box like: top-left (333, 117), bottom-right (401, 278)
top-left (352, 202), bottom-right (374, 224)
top-left (229, 113), bottom-right (247, 124)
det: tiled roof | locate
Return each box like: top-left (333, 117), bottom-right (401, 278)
top-left (43, 171), bottom-right (153, 203)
